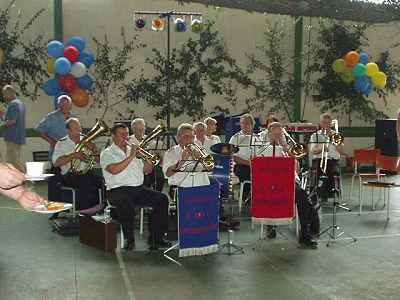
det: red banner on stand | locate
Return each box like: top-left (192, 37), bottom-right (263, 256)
top-left (251, 157), bottom-right (295, 224)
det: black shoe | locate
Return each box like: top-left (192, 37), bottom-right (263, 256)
top-left (299, 238), bottom-right (318, 249)
top-left (123, 239), bottom-right (135, 251)
top-left (147, 236), bottom-right (171, 250)
top-left (266, 226), bottom-right (276, 239)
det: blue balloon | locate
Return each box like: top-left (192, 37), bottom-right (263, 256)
top-left (354, 75), bottom-right (369, 92)
top-left (55, 57), bottom-right (71, 75)
top-left (76, 74), bottom-right (93, 90)
top-left (65, 36), bottom-right (86, 52)
top-left (42, 79), bottom-right (61, 96)
top-left (363, 77), bottom-right (373, 96)
top-left (359, 52), bottom-right (368, 65)
top-left (78, 50), bottom-right (94, 67)
top-left (47, 40), bottom-right (64, 58)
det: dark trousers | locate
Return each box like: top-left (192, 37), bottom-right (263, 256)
top-left (296, 184), bottom-right (319, 240)
top-left (311, 159), bottom-right (340, 198)
top-left (107, 185), bottom-right (169, 242)
top-left (234, 164), bottom-right (251, 201)
top-left (58, 170), bottom-right (104, 210)
top-left (143, 165), bottom-right (165, 192)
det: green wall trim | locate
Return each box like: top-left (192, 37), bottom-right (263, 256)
top-left (293, 16), bottom-right (303, 122)
top-left (54, 0), bottom-right (63, 40)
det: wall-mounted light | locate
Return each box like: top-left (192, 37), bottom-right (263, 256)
top-left (152, 18), bottom-right (165, 31)
top-left (174, 17), bottom-right (186, 32)
top-left (191, 15), bottom-right (203, 33)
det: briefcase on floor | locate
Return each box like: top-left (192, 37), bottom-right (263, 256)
top-left (79, 216), bottom-right (117, 252)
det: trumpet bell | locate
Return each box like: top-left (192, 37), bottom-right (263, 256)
top-left (289, 143), bottom-right (307, 159)
top-left (330, 133), bottom-right (344, 146)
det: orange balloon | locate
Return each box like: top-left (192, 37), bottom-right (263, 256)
top-left (71, 88), bottom-right (89, 107)
top-left (345, 51), bottom-right (359, 67)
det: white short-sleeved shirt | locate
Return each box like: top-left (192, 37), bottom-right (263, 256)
top-left (208, 134), bottom-right (221, 145)
top-left (229, 131), bottom-right (261, 161)
top-left (309, 130), bottom-right (340, 160)
top-left (100, 143), bottom-right (144, 190)
top-left (52, 135), bottom-right (87, 175)
top-left (162, 145), bottom-right (210, 187)
top-left (194, 136), bottom-right (217, 154)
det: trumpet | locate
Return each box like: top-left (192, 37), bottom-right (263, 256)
top-left (320, 119), bottom-right (344, 172)
top-left (184, 143), bottom-right (215, 172)
top-left (126, 141), bottom-right (161, 166)
top-left (282, 128), bottom-right (307, 159)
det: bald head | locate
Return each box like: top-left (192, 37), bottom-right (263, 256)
top-left (2, 85), bottom-right (16, 102)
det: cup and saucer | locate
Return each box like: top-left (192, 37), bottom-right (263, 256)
top-left (25, 162), bottom-right (54, 181)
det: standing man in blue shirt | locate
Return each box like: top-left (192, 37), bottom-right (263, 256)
top-left (35, 95), bottom-right (74, 157)
top-left (1, 85), bottom-right (26, 172)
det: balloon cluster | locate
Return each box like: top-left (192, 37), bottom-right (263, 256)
top-left (332, 51), bottom-right (387, 96)
top-left (43, 36), bottom-right (94, 108)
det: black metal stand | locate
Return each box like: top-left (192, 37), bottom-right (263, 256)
top-left (218, 229), bottom-right (244, 255)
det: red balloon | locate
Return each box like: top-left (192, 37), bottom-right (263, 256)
top-left (64, 46), bottom-right (80, 62)
top-left (71, 87), bottom-right (89, 107)
top-left (59, 74), bottom-right (77, 92)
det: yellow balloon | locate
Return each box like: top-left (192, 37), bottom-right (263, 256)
top-left (365, 63), bottom-right (379, 77)
top-left (332, 59), bottom-right (346, 73)
top-left (372, 71), bottom-right (387, 89)
top-left (47, 57), bottom-right (55, 74)
top-left (340, 71), bottom-right (355, 84)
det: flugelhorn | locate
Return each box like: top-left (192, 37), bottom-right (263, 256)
top-left (126, 141), bottom-right (161, 166)
top-left (184, 143), bottom-right (215, 171)
top-left (282, 128), bottom-right (307, 159)
top-left (139, 123), bottom-right (167, 149)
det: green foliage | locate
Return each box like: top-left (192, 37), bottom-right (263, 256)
top-left (142, 21), bottom-right (251, 121)
top-left (305, 20), bottom-right (392, 125)
top-left (245, 20), bottom-right (297, 122)
top-left (0, 0), bottom-right (47, 101)
top-left (89, 27), bottom-right (147, 120)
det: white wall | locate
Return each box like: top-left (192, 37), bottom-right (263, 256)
top-left (1, 0), bottom-right (399, 162)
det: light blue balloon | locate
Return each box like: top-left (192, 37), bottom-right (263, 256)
top-left (65, 36), bottom-right (86, 52)
top-left (76, 74), bottom-right (93, 90)
top-left (352, 63), bottom-right (366, 77)
top-left (54, 57), bottom-right (71, 75)
top-left (78, 50), bottom-right (94, 67)
top-left (359, 52), bottom-right (368, 65)
top-left (47, 40), bottom-right (64, 58)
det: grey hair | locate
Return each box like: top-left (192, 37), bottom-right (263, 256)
top-left (177, 123), bottom-right (193, 136)
top-left (57, 95), bottom-right (72, 106)
top-left (131, 118), bottom-right (146, 129)
top-left (65, 117), bottom-right (80, 129)
top-left (204, 117), bottom-right (217, 125)
top-left (240, 113), bottom-right (255, 126)
top-left (320, 112), bottom-right (332, 122)
top-left (193, 121), bottom-right (207, 130)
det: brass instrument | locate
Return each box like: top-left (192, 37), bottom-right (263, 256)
top-left (184, 143), bottom-right (215, 172)
top-left (71, 119), bottom-right (109, 175)
top-left (282, 128), bottom-right (307, 159)
top-left (320, 119), bottom-right (344, 172)
top-left (139, 123), bottom-right (167, 149)
top-left (126, 141), bottom-right (161, 166)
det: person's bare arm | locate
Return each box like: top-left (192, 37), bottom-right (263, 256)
top-left (0, 163), bottom-right (26, 189)
top-left (53, 152), bottom-right (85, 168)
top-left (39, 133), bottom-right (57, 147)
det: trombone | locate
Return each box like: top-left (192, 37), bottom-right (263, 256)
top-left (184, 143), bottom-right (215, 172)
top-left (320, 119), bottom-right (344, 173)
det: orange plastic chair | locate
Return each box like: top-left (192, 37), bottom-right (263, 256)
top-left (351, 149), bottom-right (385, 213)
top-left (362, 154), bottom-right (400, 221)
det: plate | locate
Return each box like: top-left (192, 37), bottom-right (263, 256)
top-left (25, 174), bottom-right (54, 181)
top-left (30, 202), bottom-right (73, 214)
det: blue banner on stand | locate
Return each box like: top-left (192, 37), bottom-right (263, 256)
top-left (178, 182), bottom-right (219, 257)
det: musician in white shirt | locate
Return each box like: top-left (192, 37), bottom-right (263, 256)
top-left (129, 118), bottom-right (165, 192)
top-left (309, 113), bottom-right (346, 200)
top-left (204, 117), bottom-right (221, 144)
top-left (163, 123), bottom-right (210, 188)
top-left (229, 113), bottom-right (260, 202)
top-left (255, 122), bottom-right (318, 249)
top-left (100, 123), bottom-right (169, 250)
top-left (193, 121), bottom-right (217, 154)
top-left (258, 122), bottom-right (289, 157)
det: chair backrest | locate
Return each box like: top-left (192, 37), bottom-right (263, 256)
top-left (32, 151), bottom-right (50, 162)
top-left (353, 149), bottom-right (380, 164)
top-left (376, 154), bottom-right (400, 173)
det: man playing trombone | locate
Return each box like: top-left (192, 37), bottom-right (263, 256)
top-left (309, 113), bottom-right (346, 202)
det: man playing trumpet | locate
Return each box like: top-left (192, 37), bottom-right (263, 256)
top-left (163, 123), bottom-right (210, 188)
top-left (309, 113), bottom-right (346, 201)
top-left (100, 123), bottom-right (169, 250)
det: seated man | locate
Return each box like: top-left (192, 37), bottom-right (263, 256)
top-left (256, 122), bottom-right (319, 249)
top-left (204, 117), bottom-right (221, 144)
top-left (129, 118), bottom-right (165, 192)
top-left (52, 118), bottom-right (103, 210)
top-left (163, 123), bottom-right (210, 189)
top-left (193, 121), bottom-right (217, 154)
top-left (309, 113), bottom-right (346, 201)
top-left (100, 123), bottom-right (169, 251)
